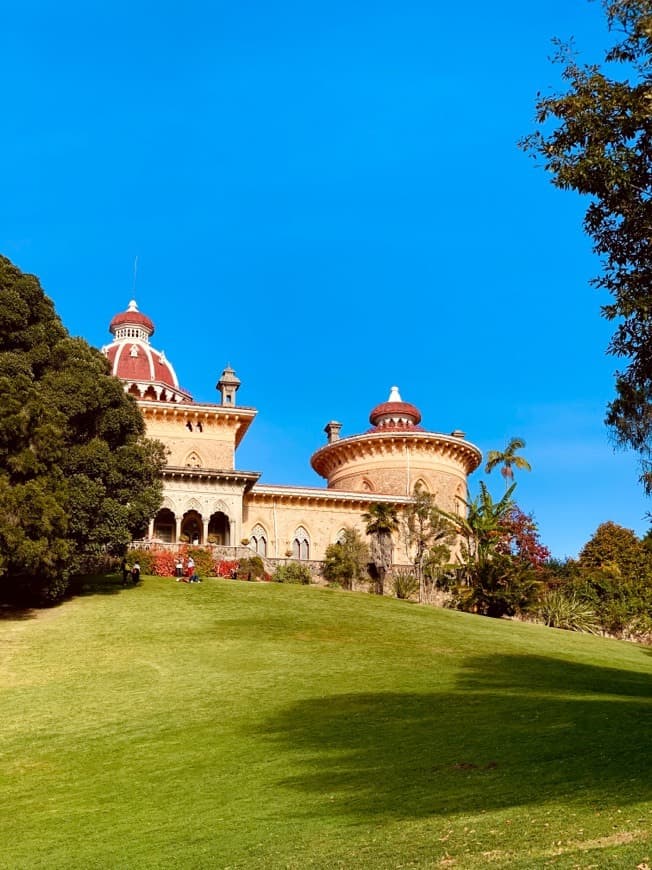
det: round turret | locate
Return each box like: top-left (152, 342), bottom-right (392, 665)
top-left (310, 386), bottom-right (481, 510)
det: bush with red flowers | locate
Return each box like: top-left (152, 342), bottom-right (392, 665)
top-left (214, 559), bottom-right (239, 577)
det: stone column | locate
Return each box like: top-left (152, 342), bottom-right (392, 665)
top-left (202, 517), bottom-right (209, 545)
top-left (230, 518), bottom-right (236, 548)
top-left (175, 515), bottom-right (182, 542)
top-left (148, 518), bottom-right (154, 540)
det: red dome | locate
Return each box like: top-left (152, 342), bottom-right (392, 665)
top-left (369, 401), bottom-right (422, 427)
top-left (105, 343), bottom-right (178, 388)
top-left (109, 309), bottom-right (155, 335)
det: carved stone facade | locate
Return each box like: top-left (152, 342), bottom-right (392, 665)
top-left (103, 301), bottom-right (482, 564)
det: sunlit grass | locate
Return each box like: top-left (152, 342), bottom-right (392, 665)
top-left (1, 576), bottom-right (651, 868)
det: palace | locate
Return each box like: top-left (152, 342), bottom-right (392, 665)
top-left (103, 300), bottom-right (482, 564)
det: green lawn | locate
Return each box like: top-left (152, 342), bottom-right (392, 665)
top-left (1, 576), bottom-right (651, 869)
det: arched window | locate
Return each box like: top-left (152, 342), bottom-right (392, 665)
top-left (208, 511), bottom-right (230, 545)
top-left (185, 451), bottom-right (202, 468)
top-left (292, 526), bottom-right (310, 560)
top-left (250, 524), bottom-right (268, 557)
top-left (181, 510), bottom-right (202, 545)
top-left (414, 479), bottom-right (429, 494)
top-left (153, 508), bottom-right (175, 543)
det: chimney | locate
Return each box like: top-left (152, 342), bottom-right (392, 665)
top-left (324, 421), bottom-right (342, 443)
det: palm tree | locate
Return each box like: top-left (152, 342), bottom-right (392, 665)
top-left (362, 502), bottom-right (399, 595)
top-left (485, 437), bottom-right (531, 487)
top-left (436, 481), bottom-right (517, 587)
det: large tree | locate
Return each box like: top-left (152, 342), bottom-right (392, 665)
top-left (0, 256), bottom-right (165, 603)
top-left (522, 0), bottom-right (652, 491)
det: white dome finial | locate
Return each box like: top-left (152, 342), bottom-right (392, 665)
top-left (128, 299), bottom-right (138, 312)
top-left (388, 385), bottom-right (402, 402)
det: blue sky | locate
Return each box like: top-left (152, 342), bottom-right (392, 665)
top-left (1, 0), bottom-right (648, 557)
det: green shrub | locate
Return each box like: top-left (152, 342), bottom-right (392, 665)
top-left (187, 547), bottom-right (214, 578)
top-left (237, 556), bottom-right (265, 581)
top-left (272, 562), bottom-right (312, 585)
top-left (127, 548), bottom-right (156, 576)
top-left (392, 571), bottom-right (419, 600)
top-left (322, 528), bottom-right (369, 590)
top-left (453, 557), bottom-right (540, 619)
top-left (538, 589), bottom-right (600, 634)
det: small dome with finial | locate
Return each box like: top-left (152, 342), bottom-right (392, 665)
top-left (109, 299), bottom-right (155, 338)
top-left (369, 386), bottom-right (422, 430)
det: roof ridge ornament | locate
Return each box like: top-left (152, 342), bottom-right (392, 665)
top-left (388, 385), bottom-right (402, 402)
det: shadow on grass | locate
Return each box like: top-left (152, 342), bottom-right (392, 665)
top-left (261, 653), bottom-right (652, 820)
top-left (0, 604), bottom-right (37, 621)
top-left (70, 573), bottom-right (145, 598)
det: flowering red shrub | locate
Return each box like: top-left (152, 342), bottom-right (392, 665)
top-left (138, 550), bottom-right (242, 578)
top-left (213, 559), bottom-right (239, 577)
top-left (497, 507), bottom-right (550, 569)
top-left (153, 549), bottom-right (179, 576)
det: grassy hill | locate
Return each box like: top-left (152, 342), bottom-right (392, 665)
top-left (1, 576), bottom-right (651, 869)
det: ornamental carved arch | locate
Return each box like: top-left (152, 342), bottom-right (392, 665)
top-left (160, 496), bottom-right (177, 514)
top-left (211, 500), bottom-right (230, 517)
top-left (184, 497), bottom-right (204, 515)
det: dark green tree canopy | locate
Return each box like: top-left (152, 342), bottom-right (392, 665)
top-left (0, 255), bottom-right (165, 603)
top-left (522, 0), bottom-right (652, 491)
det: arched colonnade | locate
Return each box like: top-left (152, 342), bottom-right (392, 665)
top-left (150, 500), bottom-right (234, 546)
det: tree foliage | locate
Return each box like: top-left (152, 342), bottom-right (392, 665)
top-left (322, 527), bottom-right (370, 590)
top-left (362, 502), bottom-right (399, 595)
top-left (438, 483), bottom-right (543, 618)
top-left (521, 0), bottom-right (652, 490)
top-left (498, 506), bottom-right (551, 569)
top-left (404, 487), bottom-right (457, 602)
top-left (543, 520), bottom-right (652, 637)
top-left (484, 437), bottom-right (531, 487)
top-left (0, 256), bottom-right (166, 603)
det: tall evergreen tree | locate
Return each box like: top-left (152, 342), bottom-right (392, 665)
top-left (0, 256), bottom-right (165, 603)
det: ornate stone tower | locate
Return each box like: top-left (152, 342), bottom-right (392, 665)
top-left (310, 386), bottom-right (481, 510)
top-left (103, 300), bottom-right (259, 545)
